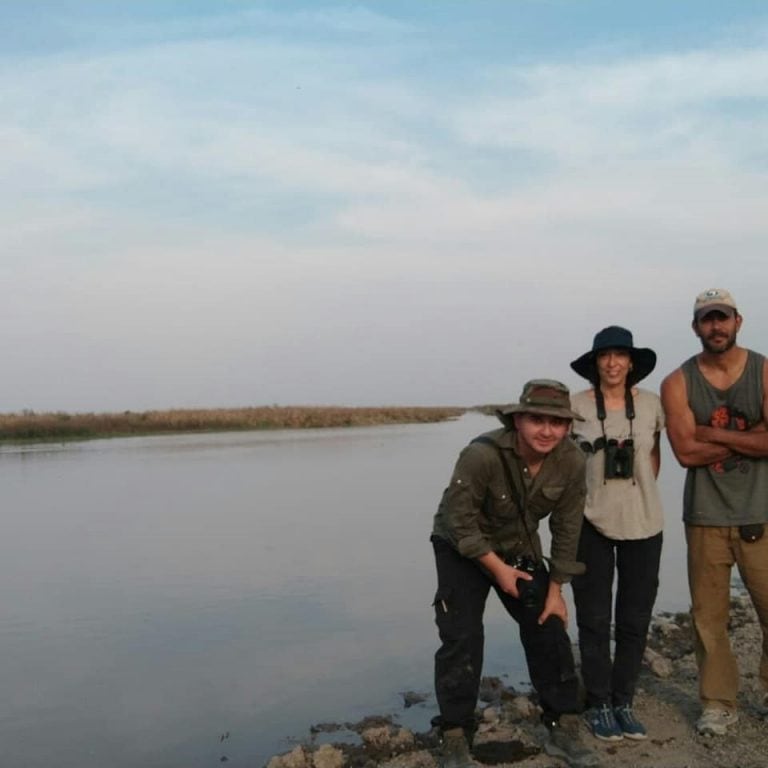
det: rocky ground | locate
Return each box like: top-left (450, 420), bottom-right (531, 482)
top-left (265, 596), bottom-right (767, 768)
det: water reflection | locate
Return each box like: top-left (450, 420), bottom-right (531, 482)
top-left (0, 415), bottom-right (690, 767)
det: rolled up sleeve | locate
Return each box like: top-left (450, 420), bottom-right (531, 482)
top-left (439, 445), bottom-right (494, 559)
top-left (547, 452), bottom-right (587, 583)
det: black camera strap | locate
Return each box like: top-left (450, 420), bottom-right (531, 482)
top-left (472, 435), bottom-right (543, 566)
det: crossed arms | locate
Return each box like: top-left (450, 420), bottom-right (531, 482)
top-left (661, 359), bottom-right (768, 468)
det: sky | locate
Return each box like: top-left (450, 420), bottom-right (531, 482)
top-left (2, 1), bottom-right (768, 412)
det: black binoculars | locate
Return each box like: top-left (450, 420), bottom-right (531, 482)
top-left (604, 438), bottom-right (635, 480)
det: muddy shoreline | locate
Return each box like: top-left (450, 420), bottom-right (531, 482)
top-left (266, 596), bottom-right (767, 768)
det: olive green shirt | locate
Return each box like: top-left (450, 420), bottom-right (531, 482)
top-left (432, 427), bottom-right (587, 583)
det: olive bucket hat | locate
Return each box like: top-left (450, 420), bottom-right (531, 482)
top-left (570, 326), bottom-right (656, 386)
top-left (497, 379), bottom-right (584, 424)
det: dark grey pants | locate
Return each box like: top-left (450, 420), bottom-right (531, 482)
top-left (431, 536), bottom-right (579, 733)
top-left (572, 520), bottom-right (662, 708)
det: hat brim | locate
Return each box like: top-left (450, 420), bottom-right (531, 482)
top-left (570, 347), bottom-right (656, 386)
top-left (694, 303), bottom-right (737, 320)
top-left (497, 404), bottom-right (584, 423)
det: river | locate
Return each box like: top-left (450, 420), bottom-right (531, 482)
top-left (0, 413), bottom-right (691, 767)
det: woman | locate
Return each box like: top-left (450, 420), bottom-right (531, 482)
top-left (569, 326), bottom-right (664, 742)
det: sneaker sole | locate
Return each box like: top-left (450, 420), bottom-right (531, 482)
top-left (591, 732), bottom-right (623, 742)
top-left (696, 712), bottom-right (738, 737)
top-left (584, 721), bottom-right (623, 742)
top-left (621, 731), bottom-right (647, 741)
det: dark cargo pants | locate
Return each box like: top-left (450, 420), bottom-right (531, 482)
top-left (432, 535), bottom-right (579, 732)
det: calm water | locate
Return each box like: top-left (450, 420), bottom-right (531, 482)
top-left (0, 414), bottom-right (690, 767)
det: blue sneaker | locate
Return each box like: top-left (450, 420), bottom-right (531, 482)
top-left (613, 704), bottom-right (647, 740)
top-left (584, 704), bottom-right (623, 741)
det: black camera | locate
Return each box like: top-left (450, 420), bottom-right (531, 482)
top-left (604, 438), bottom-right (634, 480)
top-left (508, 555), bottom-right (543, 611)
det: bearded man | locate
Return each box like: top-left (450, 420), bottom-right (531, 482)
top-left (662, 289), bottom-right (768, 736)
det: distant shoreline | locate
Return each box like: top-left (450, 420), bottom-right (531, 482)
top-left (0, 405), bottom-right (468, 444)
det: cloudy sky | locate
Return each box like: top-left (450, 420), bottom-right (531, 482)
top-left (2, 1), bottom-right (767, 412)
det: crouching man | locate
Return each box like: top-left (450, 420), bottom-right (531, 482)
top-left (431, 380), bottom-right (597, 768)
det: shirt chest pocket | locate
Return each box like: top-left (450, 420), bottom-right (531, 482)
top-left (529, 485), bottom-right (565, 518)
top-left (483, 481), bottom-right (517, 521)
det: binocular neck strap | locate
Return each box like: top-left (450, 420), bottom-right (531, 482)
top-left (595, 388), bottom-right (637, 486)
top-left (595, 387), bottom-right (635, 438)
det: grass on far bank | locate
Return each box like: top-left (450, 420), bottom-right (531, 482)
top-left (0, 406), bottom-right (467, 444)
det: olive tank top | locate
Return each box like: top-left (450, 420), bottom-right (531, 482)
top-left (682, 349), bottom-right (768, 525)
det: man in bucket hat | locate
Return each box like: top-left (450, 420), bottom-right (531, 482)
top-left (431, 380), bottom-right (598, 768)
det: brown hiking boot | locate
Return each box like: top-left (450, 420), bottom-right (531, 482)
top-left (537, 721), bottom-right (600, 768)
top-left (438, 727), bottom-right (477, 768)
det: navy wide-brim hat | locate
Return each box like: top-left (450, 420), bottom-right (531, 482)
top-left (570, 326), bottom-right (657, 386)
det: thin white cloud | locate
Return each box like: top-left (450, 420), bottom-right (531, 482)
top-left (1, 8), bottom-right (768, 410)
top-left (456, 45), bottom-right (768, 166)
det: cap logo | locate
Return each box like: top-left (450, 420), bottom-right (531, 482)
top-left (693, 288), bottom-right (737, 318)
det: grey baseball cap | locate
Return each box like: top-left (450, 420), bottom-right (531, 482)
top-left (693, 288), bottom-right (737, 320)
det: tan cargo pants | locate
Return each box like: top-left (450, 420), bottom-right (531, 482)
top-left (686, 524), bottom-right (768, 710)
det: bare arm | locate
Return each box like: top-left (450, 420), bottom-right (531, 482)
top-left (695, 422), bottom-right (768, 457)
top-left (693, 361), bottom-right (768, 457)
top-left (651, 432), bottom-right (661, 477)
top-left (660, 368), bottom-right (730, 467)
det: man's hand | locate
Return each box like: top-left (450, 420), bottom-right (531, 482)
top-left (538, 581), bottom-right (568, 627)
top-left (494, 563), bottom-right (532, 598)
top-left (476, 552), bottom-right (532, 598)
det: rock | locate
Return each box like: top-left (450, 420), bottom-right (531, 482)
top-left (506, 695), bottom-right (536, 720)
top-left (361, 725), bottom-right (392, 749)
top-left (732, 594), bottom-right (752, 611)
top-left (644, 647), bottom-right (673, 678)
top-left (310, 722), bottom-right (344, 734)
top-left (653, 617), bottom-right (682, 638)
top-left (266, 746), bottom-right (309, 768)
top-left (378, 750), bottom-right (436, 768)
top-left (400, 691), bottom-right (429, 708)
top-left (348, 715), bottom-right (393, 733)
top-left (312, 744), bottom-right (344, 768)
top-left (478, 676), bottom-right (504, 703)
top-left (390, 728), bottom-right (416, 750)
top-left (482, 706), bottom-right (499, 723)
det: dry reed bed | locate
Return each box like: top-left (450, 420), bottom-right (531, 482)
top-left (0, 406), bottom-right (466, 442)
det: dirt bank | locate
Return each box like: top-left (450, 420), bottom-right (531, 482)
top-left (265, 595), bottom-right (767, 768)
